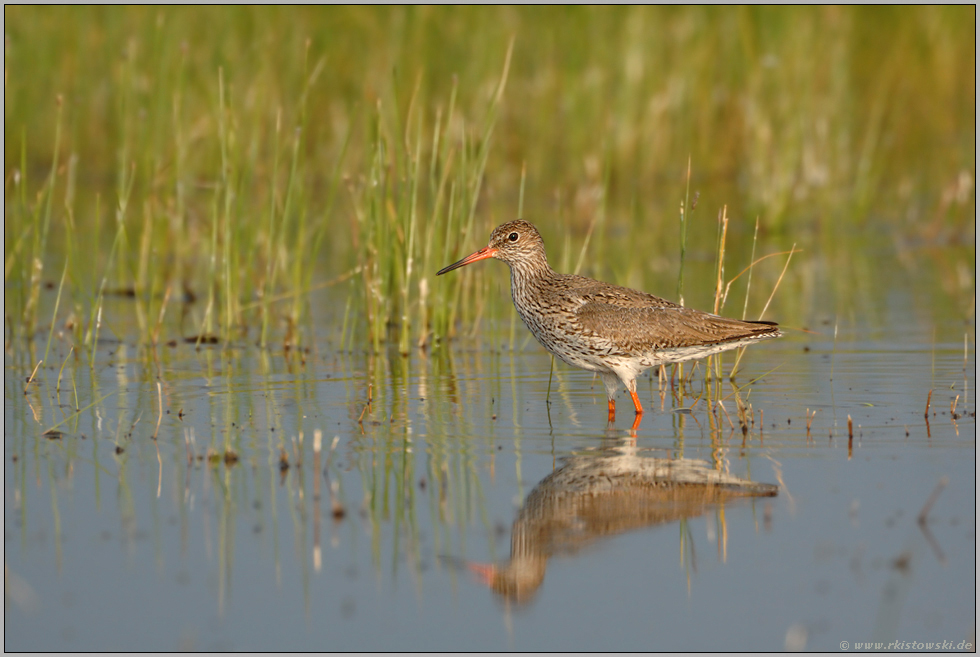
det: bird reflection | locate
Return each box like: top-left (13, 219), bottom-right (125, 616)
top-left (467, 439), bottom-right (777, 604)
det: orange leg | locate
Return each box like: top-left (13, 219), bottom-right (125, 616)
top-left (628, 391), bottom-right (644, 431)
top-left (607, 398), bottom-right (616, 423)
top-left (629, 390), bottom-right (644, 415)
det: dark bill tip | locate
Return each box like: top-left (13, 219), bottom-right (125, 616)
top-left (436, 247), bottom-right (496, 275)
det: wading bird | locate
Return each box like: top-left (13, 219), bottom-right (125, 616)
top-left (437, 220), bottom-right (780, 427)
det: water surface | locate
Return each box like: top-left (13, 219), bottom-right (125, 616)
top-left (5, 290), bottom-right (975, 651)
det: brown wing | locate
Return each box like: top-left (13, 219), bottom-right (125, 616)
top-left (560, 275), bottom-right (683, 310)
top-left (561, 276), bottom-right (778, 351)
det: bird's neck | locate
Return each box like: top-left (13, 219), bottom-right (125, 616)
top-left (507, 258), bottom-right (555, 309)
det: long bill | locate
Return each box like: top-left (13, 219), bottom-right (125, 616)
top-left (436, 246), bottom-right (497, 275)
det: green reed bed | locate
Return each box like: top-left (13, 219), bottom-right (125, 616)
top-left (4, 6), bottom-right (974, 356)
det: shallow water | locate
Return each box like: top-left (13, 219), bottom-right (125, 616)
top-left (4, 298), bottom-right (975, 650)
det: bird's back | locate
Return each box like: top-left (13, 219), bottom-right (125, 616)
top-left (513, 270), bottom-right (779, 364)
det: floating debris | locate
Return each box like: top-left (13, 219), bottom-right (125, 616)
top-left (891, 551), bottom-right (912, 573)
top-left (184, 334), bottom-right (220, 345)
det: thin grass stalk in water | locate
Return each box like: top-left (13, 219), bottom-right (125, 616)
top-left (431, 80), bottom-right (459, 341)
top-left (55, 347), bottom-right (73, 394)
top-left (399, 107), bottom-right (423, 356)
top-left (43, 257), bottom-right (69, 365)
top-left (438, 181), bottom-right (459, 339)
top-left (742, 217), bottom-right (760, 321)
top-left (29, 98), bottom-right (64, 336)
top-left (758, 243), bottom-right (795, 319)
top-left (131, 204), bottom-right (152, 339)
top-left (730, 244), bottom-right (797, 377)
top-left (198, 179), bottom-right (220, 345)
top-left (4, 135), bottom-right (30, 340)
top-left (218, 67), bottom-right (235, 343)
top-left (416, 106), bottom-right (454, 349)
top-left (728, 217), bottom-right (759, 379)
top-left (89, 198), bottom-right (128, 367)
top-left (708, 206), bottom-right (729, 382)
top-left (509, 162), bottom-right (527, 351)
top-left (151, 284), bottom-right (173, 346)
top-left (260, 109), bottom-right (284, 348)
top-left (677, 155), bottom-right (692, 306)
top-left (170, 48), bottom-right (189, 317)
top-left (673, 159), bottom-right (694, 384)
top-left (286, 52), bottom-right (326, 349)
top-left (713, 205), bottom-right (729, 315)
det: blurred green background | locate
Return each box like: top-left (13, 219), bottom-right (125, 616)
top-left (4, 6), bottom-right (975, 351)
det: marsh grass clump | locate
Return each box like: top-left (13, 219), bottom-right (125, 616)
top-left (4, 7), bottom-right (974, 354)
top-left (347, 42), bottom-right (513, 352)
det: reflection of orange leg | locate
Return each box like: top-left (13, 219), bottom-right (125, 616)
top-left (607, 399), bottom-right (616, 423)
top-left (467, 562), bottom-right (496, 587)
top-left (629, 412), bottom-right (643, 432)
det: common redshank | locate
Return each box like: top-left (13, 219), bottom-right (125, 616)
top-left (437, 220), bottom-right (781, 424)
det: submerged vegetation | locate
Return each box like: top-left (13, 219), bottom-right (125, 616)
top-left (4, 6), bottom-right (975, 353)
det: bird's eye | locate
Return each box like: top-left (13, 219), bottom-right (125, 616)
top-left (508, 232), bottom-right (519, 242)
